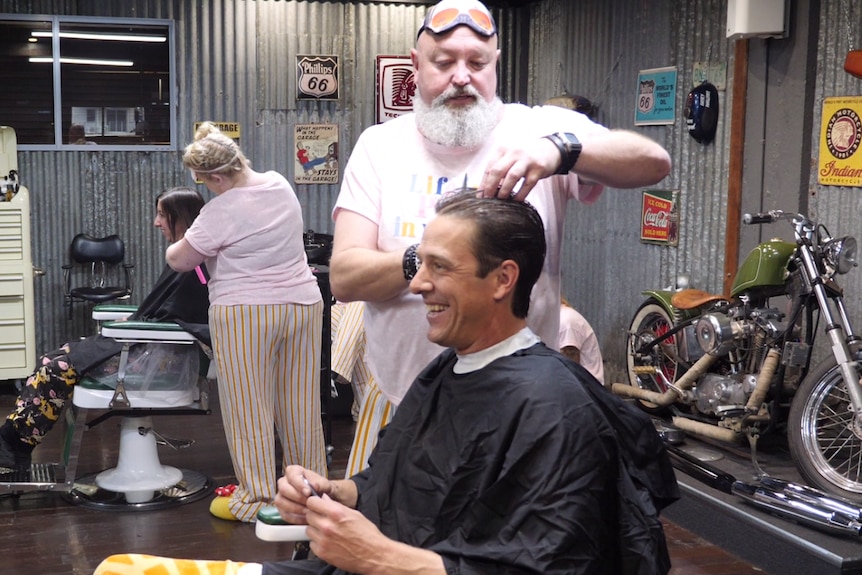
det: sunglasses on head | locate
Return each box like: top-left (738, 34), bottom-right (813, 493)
top-left (418, 6), bottom-right (497, 38)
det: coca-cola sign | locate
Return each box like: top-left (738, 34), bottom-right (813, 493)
top-left (641, 190), bottom-right (679, 246)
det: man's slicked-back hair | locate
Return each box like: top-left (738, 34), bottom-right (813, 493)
top-left (435, 188), bottom-right (546, 318)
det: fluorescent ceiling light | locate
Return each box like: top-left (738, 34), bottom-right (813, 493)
top-left (31, 30), bottom-right (166, 42)
top-left (29, 57), bottom-right (134, 67)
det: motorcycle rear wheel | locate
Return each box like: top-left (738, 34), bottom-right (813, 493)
top-left (788, 356), bottom-right (862, 503)
top-left (625, 301), bottom-right (678, 415)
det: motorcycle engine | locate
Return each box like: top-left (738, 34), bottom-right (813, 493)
top-left (695, 308), bottom-right (785, 355)
top-left (694, 372), bottom-right (757, 415)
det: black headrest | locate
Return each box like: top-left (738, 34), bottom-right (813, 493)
top-left (70, 234), bottom-right (125, 264)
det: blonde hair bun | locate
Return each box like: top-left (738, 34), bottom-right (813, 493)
top-left (194, 121), bottom-right (222, 141)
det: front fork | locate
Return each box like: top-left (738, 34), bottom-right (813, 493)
top-left (802, 247), bottom-right (862, 418)
top-left (825, 321), bottom-right (862, 414)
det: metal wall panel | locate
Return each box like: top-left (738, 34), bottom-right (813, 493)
top-left (528, 0), bottom-right (731, 380)
top-left (807, 0), bottom-right (862, 352)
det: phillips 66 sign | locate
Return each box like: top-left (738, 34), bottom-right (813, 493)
top-left (296, 55), bottom-right (339, 100)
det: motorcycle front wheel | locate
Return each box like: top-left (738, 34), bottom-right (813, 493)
top-left (788, 356), bottom-right (862, 503)
top-left (625, 300), bottom-right (678, 415)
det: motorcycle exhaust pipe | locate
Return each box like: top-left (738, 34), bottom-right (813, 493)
top-left (759, 476), bottom-right (862, 521)
top-left (732, 481), bottom-right (862, 537)
top-left (745, 347), bottom-right (780, 412)
top-left (612, 353), bottom-right (718, 406)
top-left (664, 443), bottom-right (736, 494)
top-left (610, 383), bottom-right (676, 406)
top-left (670, 416), bottom-right (741, 443)
top-left (665, 443), bottom-right (862, 536)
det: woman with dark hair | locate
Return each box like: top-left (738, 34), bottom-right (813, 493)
top-left (0, 186), bottom-right (210, 472)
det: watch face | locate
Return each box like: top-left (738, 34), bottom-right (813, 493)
top-left (561, 132), bottom-right (581, 149)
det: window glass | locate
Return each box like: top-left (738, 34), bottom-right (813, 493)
top-left (0, 20), bottom-right (54, 144)
top-left (0, 16), bottom-right (173, 148)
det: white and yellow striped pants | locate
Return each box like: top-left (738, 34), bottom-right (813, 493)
top-left (343, 376), bottom-right (394, 478)
top-left (210, 302), bottom-right (327, 522)
top-left (329, 301), bottom-right (371, 420)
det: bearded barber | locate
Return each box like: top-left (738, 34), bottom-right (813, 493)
top-left (331, 0), bottom-right (672, 475)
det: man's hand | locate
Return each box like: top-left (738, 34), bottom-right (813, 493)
top-left (273, 465), bottom-right (333, 524)
top-left (305, 495), bottom-right (388, 572)
top-left (306, 495), bottom-right (446, 575)
top-left (478, 137), bottom-right (561, 201)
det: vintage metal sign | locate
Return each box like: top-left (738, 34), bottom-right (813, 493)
top-left (635, 67), bottom-right (677, 126)
top-left (294, 123), bottom-right (338, 185)
top-left (296, 55), bottom-right (339, 100)
top-left (193, 121), bottom-right (240, 139)
top-left (640, 189), bottom-right (680, 246)
top-left (818, 96), bottom-right (862, 187)
top-left (376, 55), bottom-right (415, 123)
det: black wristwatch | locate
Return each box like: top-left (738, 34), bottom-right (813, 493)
top-left (544, 132), bottom-right (582, 175)
top-left (402, 243), bottom-right (420, 281)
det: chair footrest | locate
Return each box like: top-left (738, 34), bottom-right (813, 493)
top-left (255, 522), bottom-right (310, 542)
top-left (255, 505), bottom-right (310, 541)
top-left (0, 463), bottom-right (66, 492)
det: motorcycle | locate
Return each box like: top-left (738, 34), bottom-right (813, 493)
top-left (614, 210), bottom-right (862, 504)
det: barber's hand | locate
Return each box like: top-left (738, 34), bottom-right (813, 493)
top-left (273, 465), bottom-right (332, 525)
top-left (305, 494), bottom-right (389, 573)
top-left (479, 137), bottom-right (562, 201)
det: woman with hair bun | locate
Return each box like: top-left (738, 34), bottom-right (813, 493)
top-left (167, 121), bottom-right (326, 522)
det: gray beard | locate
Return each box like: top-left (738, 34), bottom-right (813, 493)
top-left (414, 88), bottom-right (502, 149)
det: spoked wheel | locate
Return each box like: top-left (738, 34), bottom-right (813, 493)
top-left (625, 301), bottom-right (678, 415)
top-left (788, 356), bottom-right (862, 504)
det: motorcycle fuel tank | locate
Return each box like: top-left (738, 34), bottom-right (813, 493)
top-left (731, 239), bottom-right (796, 297)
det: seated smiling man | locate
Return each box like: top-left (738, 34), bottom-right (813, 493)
top-left (94, 190), bottom-right (678, 575)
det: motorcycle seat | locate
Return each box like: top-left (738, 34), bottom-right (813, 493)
top-left (671, 289), bottom-right (727, 310)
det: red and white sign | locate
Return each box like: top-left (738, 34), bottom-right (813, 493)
top-left (376, 55), bottom-right (415, 124)
top-left (640, 190), bottom-right (679, 245)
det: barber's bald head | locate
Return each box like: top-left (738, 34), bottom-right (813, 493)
top-left (417, 0), bottom-right (497, 40)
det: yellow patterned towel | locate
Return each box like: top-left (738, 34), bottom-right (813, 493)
top-left (94, 554), bottom-right (248, 575)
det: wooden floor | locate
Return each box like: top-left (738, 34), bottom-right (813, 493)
top-left (0, 383), bottom-right (771, 575)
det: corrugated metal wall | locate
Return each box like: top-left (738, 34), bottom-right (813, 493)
top-left (528, 0), bottom-right (732, 381)
top-left (3, 0), bottom-right (862, 383)
top-left (808, 0), bottom-right (862, 338)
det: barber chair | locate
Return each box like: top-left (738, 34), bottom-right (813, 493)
top-left (0, 309), bottom-right (214, 510)
top-left (62, 234), bottom-right (134, 322)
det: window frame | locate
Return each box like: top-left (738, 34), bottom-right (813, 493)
top-left (2, 13), bottom-right (177, 151)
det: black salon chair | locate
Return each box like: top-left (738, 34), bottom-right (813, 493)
top-left (62, 234), bottom-right (134, 321)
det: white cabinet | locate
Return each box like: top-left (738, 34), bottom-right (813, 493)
top-left (0, 127), bottom-right (35, 378)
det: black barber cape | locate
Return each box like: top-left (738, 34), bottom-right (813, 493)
top-left (65, 264), bottom-right (210, 373)
top-left (263, 343), bottom-right (679, 575)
